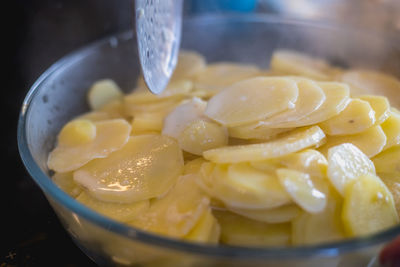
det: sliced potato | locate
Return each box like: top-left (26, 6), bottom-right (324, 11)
top-left (381, 111), bottom-right (400, 151)
top-left (340, 70), bottom-right (400, 107)
top-left (76, 111), bottom-right (111, 122)
top-left (172, 51), bottom-right (207, 81)
top-left (183, 158), bottom-right (207, 175)
top-left (48, 119), bottom-right (131, 173)
top-left (52, 172), bottom-right (82, 197)
top-left (204, 77), bottom-right (299, 127)
top-left (129, 80), bottom-right (193, 103)
top-left (99, 99), bottom-right (126, 119)
top-left (162, 98), bottom-right (207, 139)
top-left (327, 143), bottom-right (375, 196)
top-left (214, 210), bottom-right (291, 247)
top-left (184, 208), bottom-right (220, 243)
top-left (373, 145), bottom-right (400, 173)
top-left (279, 149), bottom-right (328, 179)
top-left (342, 174), bottom-right (399, 237)
top-left (198, 163), bottom-right (291, 209)
top-left (229, 204), bottom-right (300, 224)
top-left (358, 95), bottom-right (390, 124)
top-left (129, 174), bottom-right (210, 238)
top-left (178, 120), bottom-right (228, 155)
top-left (73, 135), bottom-right (183, 203)
top-left (268, 82), bottom-right (350, 128)
top-left (292, 188), bottom-right (345, 245)
top-left (319, 125), bottom-right (387, 158)
top-left (269, 50), bottom-right (340, 80)
top-left (319, 99), bottom-right (375, 135)
top-left (58, 119), bottom-right (96, 146)
top-left (76, 191), bottom-right (149, 222)
top-left (228, 122), bottom-right (293, 140)
top-left (277, 168), bottom-right (326, 213)
top-left (261, 79), bottom-right (326, 126)
top-left (88, 79), bottom-right (123, 110)
top-left (131, 112), bottom-right (164, 134)
top-left (378, 172), bottom-right (400, 216)
top-left (203, 126), bottom-right (325, 163)
top-left (193, 63), bottom-right (260, 91)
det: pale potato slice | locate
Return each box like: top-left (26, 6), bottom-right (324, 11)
top-left (381, 111), bottom-right (400, 151)
top-left (124, 96), bottom-right (182, 118)
top-left (129, 174), bottom-right (210, 238)
top-left (327, 143), bottom-right (375, 196)
top-left (76, 191), bottom-right (149, 222)
top-left (52, 172), bottom-right (82, 197)
top-left (73, 135), bottom-right (183, 203)
top-left (342, 174), bottom-right (399, 237)
top-left (58, 119), bottom-right (96, 146)
top-left (319, 99), bottom-right (375, 135)
top-left (88, 79), bottom-right (123, 110)
top-left (292, 188), bottom-right (345, 245)
top-left (99, 99), bottom-right (127, 119)
top-left (76, 111), bottom-right (111, 122)
top-left (48, 119), bottom-right (131, 173)
top-left (319, 125), bottom-right (387, 158)
top-left (260, 79), bottom-right (326, 126)
top-left (203, 126), bottom-right (325, 163)
top-left (279, 149), bottom-right (328, 179)
top-left (193, 63), bottom-right (260, 91)
top-left (178, 120), bottom-right (228, 155)
top-left (373, 145), bottom-right (400, 173)
top-left (358, 95), bottom-right (390, 124)
top-left (172, 51), bottom-right (207, 80)
top-left (269, 50), bottom-right (340, 80)
top-left (162, 98), bottom-right (207, 139)
top-left (204, 77), bottom-right (299, 127)
top-left (183, 158), bottom-right (207, 175)
top-left (228, 122), bottom-right (293, 140)
top-left (213, 210), bottom-right (291, 247)
top-left (228, 204), bottom-right (300, 224)
top-left (269, 82), bottom-right (350, 128)
top-left (198, 163), bottom-right (291, 209)
top-left (131, 112), bottom-right (164, 134)
top-left (277, 168), bottom-right (326, 213)
top-left (340, 70), bottom-right (400, 107)
top-left (184, 208), bottom-right (220, 244)
top-left (378, 172), bottom-right (400, 216)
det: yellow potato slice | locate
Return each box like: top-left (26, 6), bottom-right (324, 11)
top-left (73, 135), bottom-right (183, 203)
top-left (183, 158), bottom-right (207, 175)
top-left (198, 163), bottom-right (291, 209)
top-left (340, 70), bottom-right (400, 107)
top-left (172, 51), bottom-right (207, 80)
top-left (269, 82), bottom-right (350, 128)
top-left (48, 119), bottom-right (131, 173)
top-left (58, 119), bottom-right (96, 146)
top-left (193, 63), bottom-right (260, 91)
top-left (292, 188), bottom-right (345, 245)
top-left (319, 125), bottom-right (387, 158)
top-left (129, 174), bottom-right (210, 238)
top-left (228, 204), bottom-right (300, 224)
top-left (76, 111), bottom-right (111, 122)
top-left (162, 98), bottom-right (207, 139)
top-left (378, 172), bottom-right (400, 216)
top-left (203, 126), bottom-right (325, 163)
top-left (327, 143), bottom-right (375, 196)
top-left (76, 191), bottom-right (149, 222)
top-left (124, 96), bottom-right (182, 118)
top-left (342, 174), bottom-right (399, 237)
top-left (372, 145), bottom-right (400, 173)
top-left (277, 169), bottom-right (326, 213)
top-left (184, 208), bottom-right (220, 244)
top-left (99, 99), bottom-right (127, 119)
top-left (87, 79), bottom-right (123, 110)
top-left (131, 112), bottom-right (164, 134)
top-left (269, 50), bottom-right (340, 80)
top-left (213, 210), bottom-right (291, 247)
top-left (228, 122), bottom-right (293, 140)
top-left (358, 95), bottom-right (390, 124)
top-left (204, 77), bottom-right (299, 127)
top-left (178, 120), bottom-right (228, 155)
top-left (381, 111), bottom-right (400, 151)
top-left (319, 99), bottom-right (375, 135)
top-left (260, 79), bottom-right (326, 127)
top-left (52, 172), bottom-right (82, 197)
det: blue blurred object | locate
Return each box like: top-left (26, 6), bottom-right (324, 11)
top-left (189, 0), bottom-right (257, 13)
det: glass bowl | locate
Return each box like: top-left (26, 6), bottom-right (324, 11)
top-left (18, 14), bottom-right (400, 267)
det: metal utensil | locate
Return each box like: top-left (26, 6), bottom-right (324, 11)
top-left (135, 0), bottom-right (183, 94)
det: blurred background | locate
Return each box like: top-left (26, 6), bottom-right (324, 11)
top-left (3, 0), bottom-right (400, 266)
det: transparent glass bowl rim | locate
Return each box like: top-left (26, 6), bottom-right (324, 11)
top-left (17, 14), bottom-right (400, 260)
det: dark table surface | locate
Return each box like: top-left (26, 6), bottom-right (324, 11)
top-left (2, 1), bottom-right (131, 266)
